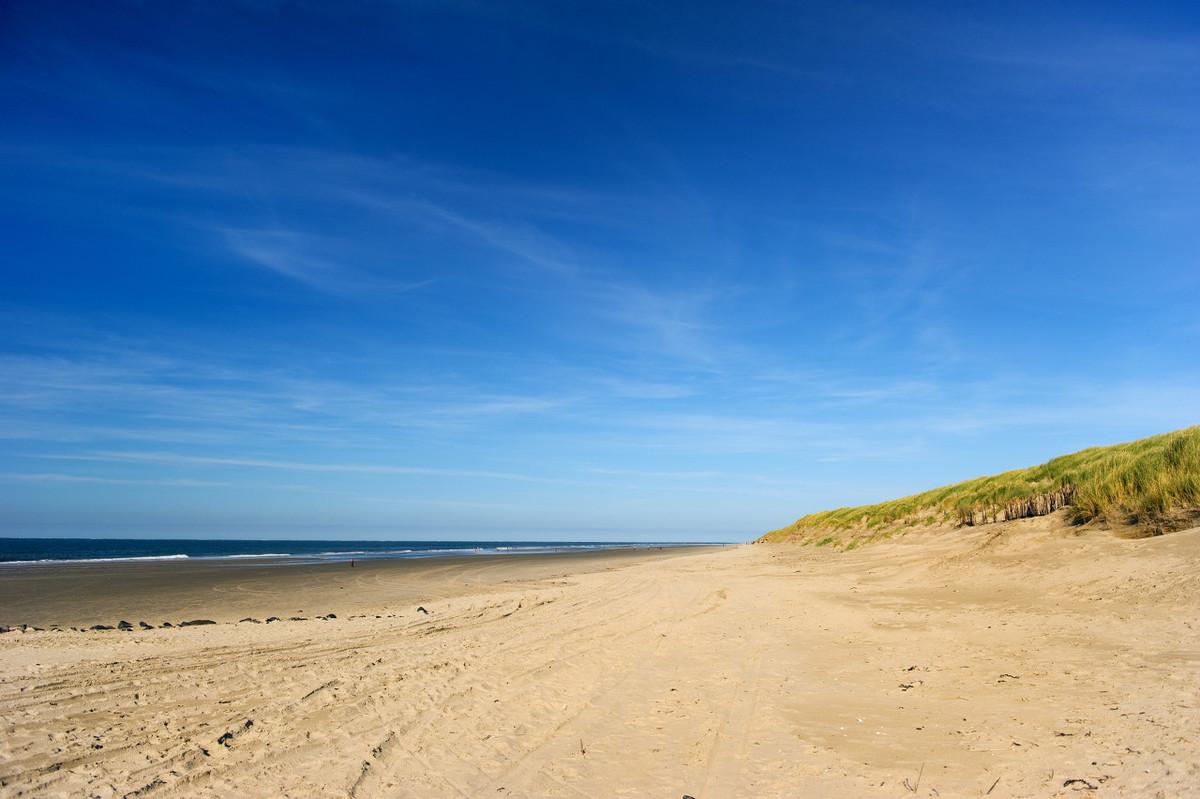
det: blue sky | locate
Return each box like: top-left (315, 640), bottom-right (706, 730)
top-left (1, 1), bottom-right (1198, 542)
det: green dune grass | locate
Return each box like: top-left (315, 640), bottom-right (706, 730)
top-left (758, 425), bottom-right (1200, 545)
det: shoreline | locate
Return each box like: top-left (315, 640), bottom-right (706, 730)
top-left (0, 544), bottom-right (717, 628)
top-left (0, 538), bottom-right (713, 567)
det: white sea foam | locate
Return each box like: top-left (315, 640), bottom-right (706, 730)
top-left (316, 550), bottom-right (414, 556)
top-left (0, 554), bottom-right (191, 566)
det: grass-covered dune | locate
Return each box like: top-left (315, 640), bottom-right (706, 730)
top-left (758, 426), bottom-right (1200, 546)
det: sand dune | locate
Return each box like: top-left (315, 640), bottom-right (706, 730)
top-left (1, 519), bottom-right (1197, 797)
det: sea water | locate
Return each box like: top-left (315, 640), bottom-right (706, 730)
top-left (0, 537), bottom-right (695, 565)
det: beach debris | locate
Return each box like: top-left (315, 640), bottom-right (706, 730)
top-left (265, 616), bottom-right (280, 623)
top-left (180, 619), bottom-right (217, 626)
top-left (118, 620), bottom-right (134, 631)
top-left (0, 626), bottom-right (11, 634)
top-left (349, 730), bottom-right (396, 797)
top-left (217, 719), bottom-right (254, 747)
top-left (985, 775), bottom-right (1002, 794)
top-left (902, 762), bottom-right (925, 793)
top-left (125, 777), bottom-right (166, 797)
top-left (1063, 777), bottom-right (1098, 790)
top-left (324, 613), bottom-right (337, 619)
top-left (301, 681), bottom-right (338, 701)
top-left (417, 606), bottom-right (429, 615)
top-left (139, 621), bottom-right (153, 630)
top-left (683, 795), bottom-right (697, 799)
top-left (90, 624), bottom-right (114, 631)
top-left (289, 616), bottom-right (307, 621)
top-left (997, 673), bottom-right (1020, 682)
top-left (239, 618), bottom-right (262, 624)
top-left (160, 621), bottom-right (174, 628)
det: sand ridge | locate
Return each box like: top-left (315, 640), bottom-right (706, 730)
top-left (1, 520), bottom-right (1197, 797)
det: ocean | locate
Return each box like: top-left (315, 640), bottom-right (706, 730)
top-left (0, 537), bottom-right (692, 565)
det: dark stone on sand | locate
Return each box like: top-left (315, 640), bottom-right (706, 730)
top-left (0, 626), bottom-right (11, 634)
top-left (320, 613), bottom-right (337, 620)
top-left (90, 624), bottom-right (114, 631)
top-left (139, 621), bottom-right (154, 630)
top-left (265, 616), bottom-right (280, 623)
top-left (118, 620), bottom-right (134, 630)
top-left (289, 616), bottom-right (307, 621)
top-left (128, 778), bottom-right (166, 796)
top-left (239, 617), bottom-right (262, 624)
top-left (160, 621), bottom-right (174, 628)
top-left (217, 719), bottom-right (254, 747)
top-left (180, 619), bottom-right (217, 627)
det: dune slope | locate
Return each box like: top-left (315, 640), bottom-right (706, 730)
top-left (759, 425), bottom-right (1200, 545)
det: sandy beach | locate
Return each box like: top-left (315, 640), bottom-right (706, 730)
top-left (2, 519), bottom-right (1197, 798)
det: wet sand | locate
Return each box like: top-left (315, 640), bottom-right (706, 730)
top-left (1, 519), bottom-right (1197, 797)
top-left (0, 546), bottom-right (710, 629)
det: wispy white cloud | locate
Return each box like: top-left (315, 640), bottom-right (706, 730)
top-left (957, 31), bottom-right (1200, 78)
top-left (4, 136), bottom-right (760, 370)
top-left (39, 450), bottom-right (594, 486)
top-left (587, 466), bottom-right (724, 480)
top-left (340, 181), bottom-right (736, 364)
top-left (0, 351), bottom-right (571, 443)
top-left (399, 198), bottom-right (583, 278)
top-left (588, 375), bottom-right (696, 400)
top-left (1, 472), bottom-right (226, 487)
top-left (220, 227), bottom-right (436, 296)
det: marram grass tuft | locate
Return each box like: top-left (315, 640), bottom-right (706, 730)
top-left (758, 426), bottom-right (1200, 545)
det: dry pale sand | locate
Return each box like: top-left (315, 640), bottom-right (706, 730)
top-left (1, 518), bottom-right (1197, 798)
